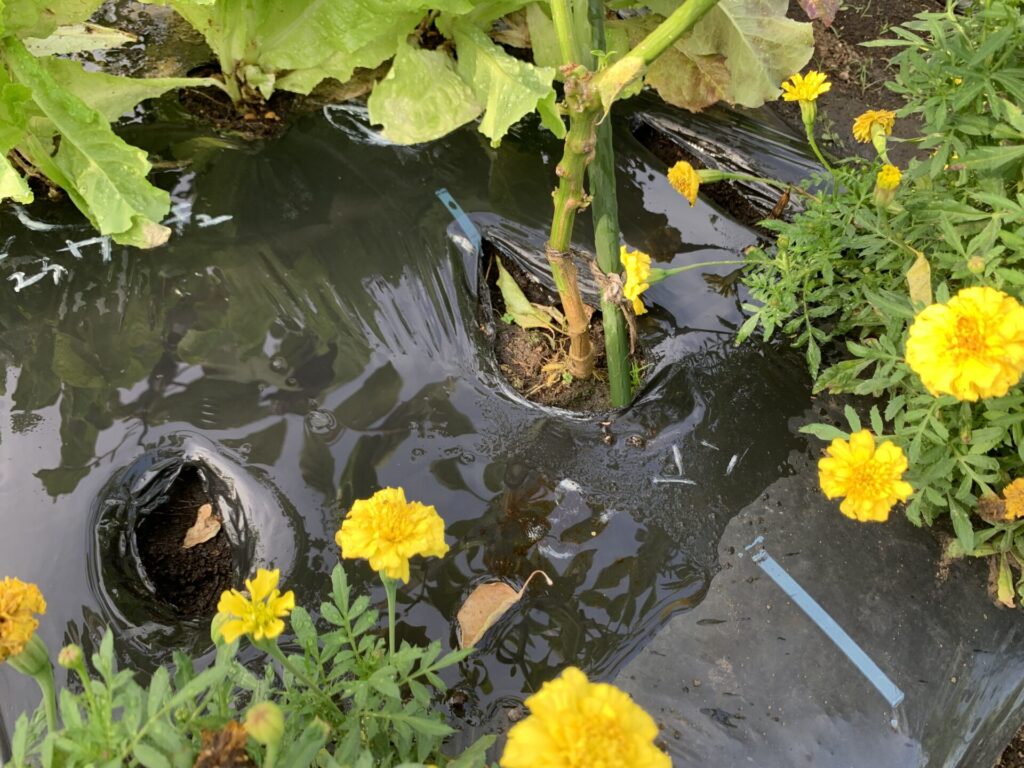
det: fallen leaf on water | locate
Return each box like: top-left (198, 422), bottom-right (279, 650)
top-left (182, 503), bottom-right (221, 549)
top-left (457, 570), bottom-right (552, 649)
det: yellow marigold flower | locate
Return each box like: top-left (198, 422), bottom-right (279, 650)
top-left (501, 667), bottom-right (670, 768)
top-left (620, 246), bottom-right (652, 316)
top-left (781, 70), bottom-right (831, 103)
top-left (852, 109), bottom-right (896, 143)
top-left (0, 577), bottom-right (46, 663)
top-left (1003, 479), bottom-right (1024, 520)
top-left (667, 160), bottom-right (700, 206)
top-left (906, 287), bottom-right (1024, 401)
top-left (336, 487), bottom-right (448, 583)
top-left (876, 164), bottom-right (901, 191)
top-left (817, 430), bottom-right (912, 522)
top-left (217, 568), bottom-right (295, 644)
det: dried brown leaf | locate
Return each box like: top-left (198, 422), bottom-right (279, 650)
top-left (457, 570), bottom-right (552, 649)
top-left (194, 721), bottom-right (252, 768)
top-left (182, 503), bottom-right (221, 549)
top-left (796, 0), bottom-right (840, 26)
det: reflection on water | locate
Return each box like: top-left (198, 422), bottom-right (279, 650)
top-left (0, 96), bottom-right (812, 740)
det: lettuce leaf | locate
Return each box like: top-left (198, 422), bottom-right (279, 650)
top-left (4, 38), bottom-right (171, 247)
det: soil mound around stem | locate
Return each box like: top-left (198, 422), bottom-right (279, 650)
top-left (481, 238), bottom-right (641, 413)
top-left (135, 464), bottom-right (234, 616)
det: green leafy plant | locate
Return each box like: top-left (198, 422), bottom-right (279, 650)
top-left (153, 0), bottom-right (811, 405)
top-left (0, 0), bottom-right (220, 247)
top-left (4, 564), bottom-right (491, 768)
top-left (738, 0), bottom-right (1024, 605)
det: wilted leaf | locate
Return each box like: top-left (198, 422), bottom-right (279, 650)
top-left (41, 57), bottom-right (223, 122)
top-left (4, 38), bottom-right (171, 247)
top-left (796, 0), bottom-right (840, 26)
top-left (182, 504), bottom-right (221, 549)
top-left (457, 570), bottom-right (552, 648)
top-left (452, 19), bottom-right (558, 146)
top-left (906, 252), bottom-right (932, 307)
top-left (0, 155), bottom-right (32, 204)
top-left (367, 40), bottom-right (481, 145)
top-left (24, 23), bottom-right (137, 56)
top-left (991, 555), bottom-right (1015, 609)
top-left (642, 0), bottom-right (814, 109)
top-left (496, 258), bottom-right (566, 333)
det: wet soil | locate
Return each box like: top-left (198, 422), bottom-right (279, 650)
top-left (483, 243), bottom-right (620, 412)
top-left (135, 465), bottom-right (234, 616)
top-left (178, 71), bottom-right (295, 141)
top-left (999, 729), bottom-right (1024, 768)
top-left (776, 0), bottom-right (943, 167)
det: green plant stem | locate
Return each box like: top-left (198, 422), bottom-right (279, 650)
top-left (804, 122), bottom-right (834, 173)
top-left (382, 575), bottom-right (397, 658)
top-left (547, 70), bottom-right (600, 379)
top-left (550, 0), bottom-right (585, 64)
top-left (264, 743), bottom-right (279, 768)
top-left (36, 669), bottom-right (57, 733)
top-left (655, 259), bottom-right (746, 279)
top-left (596, 0), bottom-right (720, 99)
top-left (263, 643), bottom-right (345, 722)
top-left (587, 2), bottom-right (630, 406)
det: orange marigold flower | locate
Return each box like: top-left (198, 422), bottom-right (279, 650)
top-left (852, 110), bottom-right (896, 143)
top-left (906, 287), bottom-right (1024, 401)
top-left (667, 161), bottom-right (700, 206)
top-left (501, 667), bottom-right (670, 768)
top-left (781, 70), bottom-right (831, 103)
top-left (0, 577), bottom-right (46, 663)
top-left (1002, 479), bottom-right (1024, 520)
top-left (817, 430), bottom-right (912, 522)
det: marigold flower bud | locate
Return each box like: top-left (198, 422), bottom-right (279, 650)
top-left (57, 644), bottom-right (83, 670)
top-left (244, 701), bottom-right (285, 747)
top-left (967, 256), bottom-right (985, 274)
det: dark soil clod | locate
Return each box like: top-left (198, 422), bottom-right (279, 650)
top-left (135, 464), bottom-right (234, 616)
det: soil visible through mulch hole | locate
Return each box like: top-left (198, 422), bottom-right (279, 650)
top-left (135, 465), bottom-right (234, 616)
top-left (178, 65), bottom-right (295, 140)
top-left (484, 243), bottom-right (633, 412)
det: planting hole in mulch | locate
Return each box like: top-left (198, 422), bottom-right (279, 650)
top-left (94, 449), bottom-right (255, 627)
top-left (134, 464), bottom-right (235, 616)
top-left (479, 235), bottom-right (647, 413)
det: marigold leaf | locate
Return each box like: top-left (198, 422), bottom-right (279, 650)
top-left (457, 570), bottom-right (552, 648)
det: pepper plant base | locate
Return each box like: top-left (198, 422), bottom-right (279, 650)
top-left (487, 249), bottom-right (643, 412)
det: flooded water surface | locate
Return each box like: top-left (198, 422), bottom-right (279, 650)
top-left (0, 96), bottom-right (814, 745)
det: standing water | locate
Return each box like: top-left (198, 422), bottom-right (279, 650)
top-left (0, 95), bottom-right (814, 748)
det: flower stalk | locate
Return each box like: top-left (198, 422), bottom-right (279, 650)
top-left (9, 635), bottom-right (57, 731)
top-left (382, 575), bottom-right (398, 658)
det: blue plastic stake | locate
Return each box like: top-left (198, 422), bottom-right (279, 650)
top-left (435, 188), bottom-right (481, 254)
top-left (749, 541), bottom-right (905, 709)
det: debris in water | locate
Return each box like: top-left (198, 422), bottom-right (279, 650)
top-left (457, 570), bottom-right (552, 649)
top-left (182, 503), bottom-right (222, 549)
